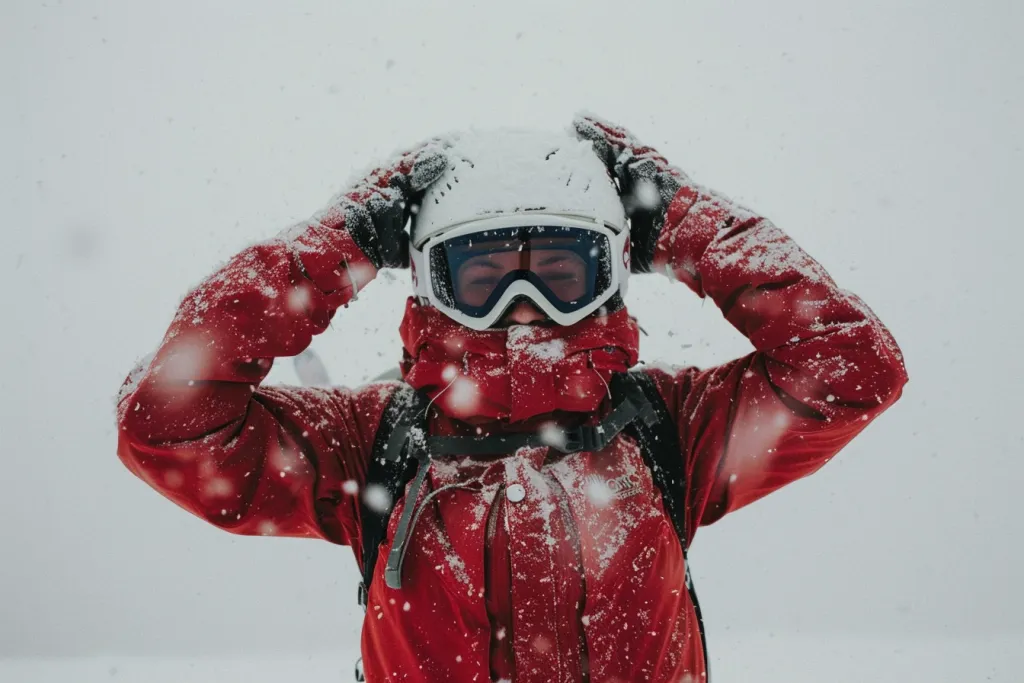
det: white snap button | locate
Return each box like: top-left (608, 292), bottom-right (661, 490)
top-left (506, 484), bottom-right (526, 503)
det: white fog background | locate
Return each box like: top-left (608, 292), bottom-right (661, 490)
top-left (2, 0), bottom-right (1022, 681)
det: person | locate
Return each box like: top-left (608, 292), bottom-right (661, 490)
top-left (116, 114), bottom-right (907, 683)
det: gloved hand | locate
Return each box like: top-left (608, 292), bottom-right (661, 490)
top-left (573, 114), bottom-right (690, 273)
top-left (315, 140), bottom-right (449, 269)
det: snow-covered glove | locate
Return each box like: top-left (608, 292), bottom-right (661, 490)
top-left (573, 114), bottom-right (691, 273)
top-left (317, 141), bottom-right (449, 269)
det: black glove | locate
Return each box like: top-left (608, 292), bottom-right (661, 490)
top-left (573, 114), bottom-right (690, 273)
top-left (318, 141), bottom-right (449, 269)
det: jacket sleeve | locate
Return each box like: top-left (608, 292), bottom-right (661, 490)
top-left (643, 182), bottom-right (908, 545)
top-left (116, 211), bottom-right (394, 550)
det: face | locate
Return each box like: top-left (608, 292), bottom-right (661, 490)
top-left (454, 238), bottom-right (590, 309)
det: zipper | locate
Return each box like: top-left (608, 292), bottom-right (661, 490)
top-left (542, 471), bottom-right (591, 682)
top-left (486, 484), bottom-right (505, 546)
top-left (543, 473), bottom-right (584, 576)
top-left (484, 484), bottom-right (512, 678)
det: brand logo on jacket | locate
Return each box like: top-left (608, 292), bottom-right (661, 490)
top-left (584, 472), bottom-right (643, 501)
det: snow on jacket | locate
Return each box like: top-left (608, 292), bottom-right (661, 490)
top-left (116, 179), bottom-right (907, 683)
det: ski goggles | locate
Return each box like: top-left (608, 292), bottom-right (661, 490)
top-left (410, 214), bottom-right (630, 330)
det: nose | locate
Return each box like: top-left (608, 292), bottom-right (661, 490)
top-left (503, 300), bottom-right (547, 325)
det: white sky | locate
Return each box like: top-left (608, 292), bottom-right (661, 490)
top-left (1, 0), bottom-right (1022, 663)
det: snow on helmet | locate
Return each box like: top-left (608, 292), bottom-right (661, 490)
top-left (408, 128), bottom-right (631, 330)
top-left (411, 128), bottom-right (626, 247)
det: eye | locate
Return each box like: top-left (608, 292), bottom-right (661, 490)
top-left (470, 276), bottom-right (500, 286)
top-left (542, 272), bottom-right (576, 282)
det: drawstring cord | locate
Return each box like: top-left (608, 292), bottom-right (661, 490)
top-left (589, 351), bottom-right (612, 399)
top-left (403, 476), bottom-right (483, 565)
top-left (423, 352), bottom-right (468, 416)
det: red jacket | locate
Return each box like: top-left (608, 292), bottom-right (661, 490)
top-left (117, 180), bottom-right (907, 683)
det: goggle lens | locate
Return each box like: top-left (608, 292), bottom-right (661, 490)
top-left (429, 226), bottom-right (613, 319)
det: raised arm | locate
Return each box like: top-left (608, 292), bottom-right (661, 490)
top-left (575, 115), bottom-right (908, 545)
top-left (115, 142), bottom-right (447, 550)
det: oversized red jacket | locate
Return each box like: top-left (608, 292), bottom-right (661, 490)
top-left (117, 180), bottom-right (907, 683)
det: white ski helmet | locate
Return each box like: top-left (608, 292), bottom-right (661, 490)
top-left (409, 128), bottom-right (631, 330)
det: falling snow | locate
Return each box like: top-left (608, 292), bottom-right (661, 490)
top-left (362, 484), bottom-right (392, 513)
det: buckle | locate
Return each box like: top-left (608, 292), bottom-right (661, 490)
top-left (559, 432), bottom-right (582, 453)
top-left (557, 427), bottom-right (598, 454)
top-left (357, 582), bottom-right (369, 610)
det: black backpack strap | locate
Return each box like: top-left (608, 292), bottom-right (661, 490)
top-left (612, 371), bottom-right (688, 540)
top-left (425, 387), bottom-right (657, 457)
top-left (358, 384), bottom-right (427, 609)
top-left (613, 370), bottom-right (710, 679)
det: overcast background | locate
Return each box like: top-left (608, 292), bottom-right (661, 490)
top-left (2, 0), bottom-right (1022, 681)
